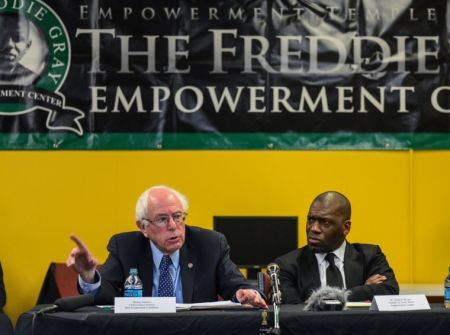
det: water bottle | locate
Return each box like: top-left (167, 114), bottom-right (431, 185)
top-left (124, 268), bottom-right (143, 297)
top-left (445, 266), bottom-right (450, 308)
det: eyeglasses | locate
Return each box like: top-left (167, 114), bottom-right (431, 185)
top-left (142, 212), bottom-right (187, 228)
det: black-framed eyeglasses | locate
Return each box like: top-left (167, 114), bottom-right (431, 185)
top-left (142, 212), bottom-right (187, 228)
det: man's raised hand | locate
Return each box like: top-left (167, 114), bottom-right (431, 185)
top-left (66, 234), bottom-right (99, 283)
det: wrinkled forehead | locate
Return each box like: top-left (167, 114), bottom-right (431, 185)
top-left (0, 14), bottom-right (30, 35)
top-left (308, 199), bottom-right (342, 218)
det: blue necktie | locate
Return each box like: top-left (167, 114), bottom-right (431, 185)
top-left (158, 255), bottom-right (174, 297)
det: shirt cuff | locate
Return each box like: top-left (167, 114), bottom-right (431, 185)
top-left (78, 270), bottom-right (101, 294)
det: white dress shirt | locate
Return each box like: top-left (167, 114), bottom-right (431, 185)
top-left (314, 240), bottom-right (347, 289)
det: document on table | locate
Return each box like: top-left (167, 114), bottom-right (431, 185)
top-left (98, 300), bottom-right (250, 312)
top-left (176, 300), bottom-right (244, 311)
top-left (346, 302), bottom-right (372, 308)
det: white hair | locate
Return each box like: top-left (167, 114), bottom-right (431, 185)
top-left (135, 185), bottom-right (189, 224)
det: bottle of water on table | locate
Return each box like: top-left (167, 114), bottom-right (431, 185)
top-left (445, 266), bottom-right (450, 308)
top-left (124, 268), bottom-right (143, 297)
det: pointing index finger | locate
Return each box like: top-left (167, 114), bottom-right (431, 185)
top-left (70, 234), bottom-right (89, 252)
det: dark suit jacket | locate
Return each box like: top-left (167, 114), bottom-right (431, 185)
top-left (275, 242), bottom-right (399, 302)
top-left (0, 263), bottom-right (13, 335)
top-left (95, 226), bottom-right (255, 304)
top-left (0, 262), bottom-right (5, 310)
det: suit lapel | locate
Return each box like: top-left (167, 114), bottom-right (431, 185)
top-left (343, 242), bottom-right (364, 289)
top-left (299, 247), bottom-right (321, 298)
top-left (180, 240), bottom-right (197, 303)
top-left (137, 237), bottom-right (154, 297)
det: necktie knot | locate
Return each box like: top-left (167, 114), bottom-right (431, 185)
top-left (160, 255), bottom-right (172, 270)
top-left (325, 253), bottom-right (336, 267)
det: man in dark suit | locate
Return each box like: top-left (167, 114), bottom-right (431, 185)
top-left (0, 263), bottom-right (5, 311)
top-left (0, 262), bottom-right (14, 335)
top-left (67, 185), bottom-right (267, 307)
top-left (275, 191), bottom-right (399, 303)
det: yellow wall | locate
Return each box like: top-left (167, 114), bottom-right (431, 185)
top-left (1, 150), bottom-right (449, 324)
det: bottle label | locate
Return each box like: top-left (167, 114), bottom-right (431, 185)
top-left (124, 289), bottom-right (143, 297)
top-left (445, 286), bottom-right (450, 300)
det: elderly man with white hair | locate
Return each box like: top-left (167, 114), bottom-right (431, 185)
top-left (67, 185), bottom-right (267, 308)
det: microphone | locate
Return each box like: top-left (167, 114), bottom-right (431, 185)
top-left (266, 263), bottom-right (281, 305)
top-left (36, 294), bottom-right (95, 314)
top-left (31, 295), bottom-right (96, 335)
top-left (304, 286), bottom-right (348, 311)
top-left (55, 294), bottom-right (95, 312)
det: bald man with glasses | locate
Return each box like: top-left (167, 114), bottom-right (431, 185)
top-left (67, 185), bottom-right (267, 308)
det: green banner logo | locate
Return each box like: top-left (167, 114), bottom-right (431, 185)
top-left (0, 0), bottom-right (84, 135)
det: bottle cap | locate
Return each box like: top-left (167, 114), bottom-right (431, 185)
top-left (130, 268), bottom-right (138, 275)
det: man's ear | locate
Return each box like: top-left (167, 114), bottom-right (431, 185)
top-left (136, 221), bottom-right (148, 237)
top-left (343, 220), bottom-right (351, 236)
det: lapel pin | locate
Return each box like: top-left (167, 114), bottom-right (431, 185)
top-left (188, 263), bottom-right (193, 269)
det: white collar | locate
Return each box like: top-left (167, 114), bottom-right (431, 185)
top-left (149, 240), bottom-right (180, 269)
top-left (316, 240), bottom-right (347, 265)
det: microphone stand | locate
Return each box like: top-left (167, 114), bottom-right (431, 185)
top-left (271, 291), bottom-right (281, 335)
top-left (267, 264), bottom-right (282, 335)
top-left (272, 302), bottom-right (281, 334)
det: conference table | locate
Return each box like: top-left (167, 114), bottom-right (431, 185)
top-left (16, 304), bottom-right (450, 335)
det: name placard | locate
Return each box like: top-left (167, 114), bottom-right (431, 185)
top-left (114, 297), bottom-right (176, 313)
top-left (370, 294), bottom-right (430, 311)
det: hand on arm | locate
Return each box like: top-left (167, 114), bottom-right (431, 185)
top-left (347, 245), bottom-right (399, 301)
top-left (236, 289), bottom-right (268, 309)
top-left (364, 274), bottom-right (387, 286)
top-left (66, 234), bottom-right (99, 283)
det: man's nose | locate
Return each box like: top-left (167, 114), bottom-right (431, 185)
top-left (309, 220), bottom-right (321, 233)
top-left (166, 216), bottom-right (177, 230)
top-left (6, 37), bottom-right (15, 47)
top-left (0, 37), bottom-right (14, 50)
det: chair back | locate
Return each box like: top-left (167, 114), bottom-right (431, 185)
top-left (37, 263), bottom-right (79, 304)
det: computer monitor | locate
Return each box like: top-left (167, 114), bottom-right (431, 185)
top-left (213, 216), bottom-right (298, 279)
